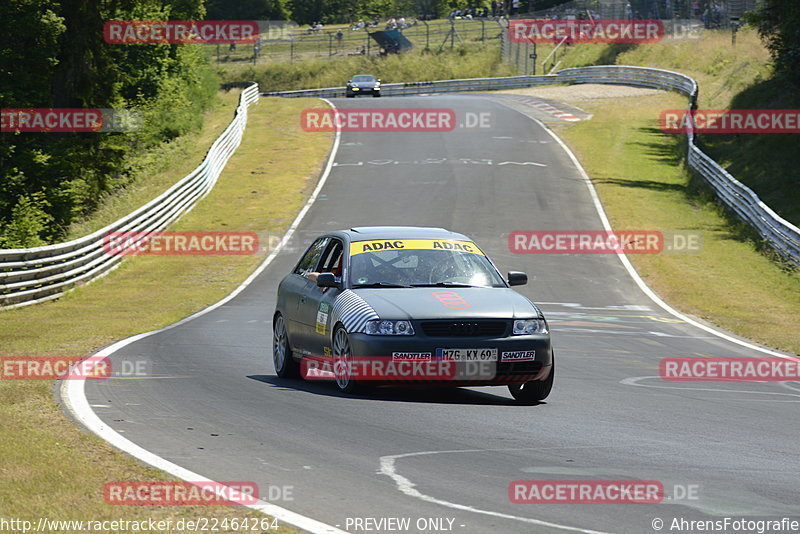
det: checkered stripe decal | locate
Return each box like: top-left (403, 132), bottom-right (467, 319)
top-left (332, 290), bottom-right (379, 333)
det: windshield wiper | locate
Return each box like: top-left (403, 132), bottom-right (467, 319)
top-left (410, 282), bottom-right (479, 288)
top-left (352, 282), bottom-right (411, 288)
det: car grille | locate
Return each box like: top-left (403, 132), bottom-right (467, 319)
top-left (421, 320), bottom-right (507, 337)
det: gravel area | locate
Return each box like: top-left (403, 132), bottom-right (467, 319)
top-left (497, 83), bottom-right (662, 104)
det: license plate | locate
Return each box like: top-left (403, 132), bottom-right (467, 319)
top-left (436, 348), bottom-right (498, 361)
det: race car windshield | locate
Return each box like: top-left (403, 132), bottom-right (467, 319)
top-left (349, 248), bottom-right (506, 288)
top-left (352, 75), bottom-right (376, 82)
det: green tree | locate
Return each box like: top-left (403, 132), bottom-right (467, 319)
top-left (206, 0), bottom-right (290, 20)
top-left (1, 0), bottom-right (217, 245)
top-left (0, 193), bottom-right (54, 248)
top-left (745, 0), bottom-right (800, 87)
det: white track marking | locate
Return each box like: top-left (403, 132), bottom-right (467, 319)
top-left (620, 376), bottom-right (800, 401)
top-left (62, 95), bottom-right (796, 533)
top-left (780, 381), bottom-right (800, 393)
top-left (63, 99), bottom-right (347, 534)
top-left (379, 449), bottom-right (614, 534)
top-left (525, 109), bottom-right (798, 361)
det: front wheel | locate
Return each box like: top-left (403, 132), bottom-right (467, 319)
top-left (273, 314), bottom-right (299, 378)
top-left (332, 326), bottom-right (359, 393)
top-left (372, 92), bottom-right (381, 97)
top-left (508, 355), bottom-right (554, 404)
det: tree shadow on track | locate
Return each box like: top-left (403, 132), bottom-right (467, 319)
top-left (247, 375), bottom-right (547, 407)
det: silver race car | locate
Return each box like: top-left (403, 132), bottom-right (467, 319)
top-left (273, 227), bottom-right (553, 403)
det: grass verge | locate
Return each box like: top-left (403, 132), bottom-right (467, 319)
top-left (218, 41), bottom-right (517, 91)
top-left (0, 93), bottom-right (332, 530)
top-left (558, 27), bottom-right (799, 226)
top-left (66, 91), bottom-right (242, 240)
top-left (551, 90), bottom-right (799, 354)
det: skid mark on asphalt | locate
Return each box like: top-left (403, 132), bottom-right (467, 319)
top-left (555, 328), bottom-right (710, 339)
top-left (538, 302), bottom-right (653, 311)
top-left (620, 376), bottom-right (800, 402)
top-left (379, 449), bottom-right (615, 534)
top-left (333, 158), bottom-right (548, 167)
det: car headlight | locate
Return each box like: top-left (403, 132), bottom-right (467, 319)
top-left (352, 87), bottom-right (360, 90)
top-left (365, 319), bottom-right (415, 335)
top-left (513, 318), bottom-right (548, 335)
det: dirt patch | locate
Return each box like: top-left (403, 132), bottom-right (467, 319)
top-left (497, 83), bottom-right (662, 104)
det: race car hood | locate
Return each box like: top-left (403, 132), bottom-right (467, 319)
top-left (348, 80), bottom-right (378, 88)
top-left (351, 287), bottom-right (542, 320)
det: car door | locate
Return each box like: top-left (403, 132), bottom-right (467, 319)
top-left (279, 237), bottom-right (329, 350)
top-left (297, 238), bottom-right (345, 356)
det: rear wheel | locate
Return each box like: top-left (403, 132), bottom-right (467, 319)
top-left (508, 355), bottom-right (554, 404)
top-left (333, 326), bottom-right (359, 393)
top-left (273, 314), bottom-right (299, 378)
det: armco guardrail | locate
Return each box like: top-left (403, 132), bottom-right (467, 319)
top-left (556, 66), bottom-right (800, 265)
top-left (263, 66), bottom-right (799, 264)
top-left (4, 66), bottom-right (797, 311)
top-left (0, 83), bottom-right (260, 310)
top-left (261, 75), bottom-right (559, 98)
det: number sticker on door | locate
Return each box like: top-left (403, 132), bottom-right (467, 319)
top-left (316, 302), bottom-right (330, 335)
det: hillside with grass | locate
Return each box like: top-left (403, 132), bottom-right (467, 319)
top-left (224, 44), bottom-right (516, 91)
top-left (557, 28), bottom-right (798, 227)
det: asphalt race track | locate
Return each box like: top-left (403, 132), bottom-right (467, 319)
top-left (78, 95), bottom-right (799, 534)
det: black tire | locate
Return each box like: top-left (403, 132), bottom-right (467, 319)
top-left (332, 325), bottom-right (359, 393)
top-left (508, 354), bottom-right (554, 404)
top-left (273, 314), bottom-right (300, 378)
top-left (346, 94), bottom-right (355, 98)
top-left (372, 92), bottom-right (381, 97)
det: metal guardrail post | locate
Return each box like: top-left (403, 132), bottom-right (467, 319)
top-left (263, 67), bottom-right (799, 265)
top-left (4, 65), bottom-right (797, 311)
top-left (0, 83), bottom-right (262, 310)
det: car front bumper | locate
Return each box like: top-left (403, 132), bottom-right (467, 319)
top-left (346, 86), bottom-right (379, 95)
top-left (346, 333), bottom-right (552, 385)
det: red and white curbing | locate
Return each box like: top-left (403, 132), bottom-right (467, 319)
top-left (499, 95), bottom-right (581, 121)
top-left (521, 97), bottom-right (580, 121)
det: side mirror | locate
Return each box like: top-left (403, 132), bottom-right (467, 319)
top-left (507, 271), bottom-right (528, 286)
top-left (316, 272), bottom-right (340, 288)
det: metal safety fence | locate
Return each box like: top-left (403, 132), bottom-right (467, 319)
top-left (263, 65), bottom-right (799, 265)
top-left (3, 64), bottom-right (797, 311)
top-left (0, 84), bottom-right (260, 310)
